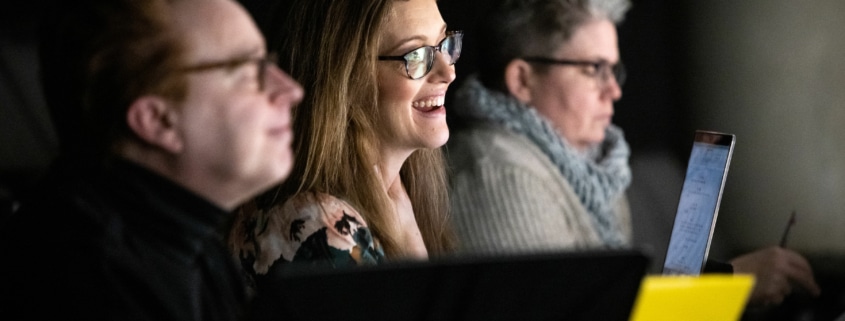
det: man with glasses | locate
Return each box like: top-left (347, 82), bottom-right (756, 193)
top-left (0, 0), bottom-right (302, 319)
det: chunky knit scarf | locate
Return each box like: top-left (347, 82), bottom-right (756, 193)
top-left (452, 75), bottom-right (632, 246)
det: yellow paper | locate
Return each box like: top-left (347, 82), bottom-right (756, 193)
top-left (629, 274), bottom-right (755, 321)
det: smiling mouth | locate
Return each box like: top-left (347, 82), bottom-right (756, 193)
top-left (412, 96), bottom-right (445, 112)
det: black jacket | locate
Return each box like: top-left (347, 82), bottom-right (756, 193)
top-left (0, 159), bottom-right (247, 321)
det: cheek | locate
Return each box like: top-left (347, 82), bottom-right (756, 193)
top-left (377, 70), bottom-right (422, 125)
top-left (187, 97), bottom-right (258, 157)
top-left (547, 79), bottom-right (593, 120)
top-left (533, 87), bottom-right (593, 140)
top-left (179, 101), bottom-right (220, 143)
top-left (378, 68), bottom-right (420, 106)
top-left (180, 83), bottom-right (230, 134)
top-left (219, 100), bottom-right (288, 180)
top-left (534, 83), bottom-right (580, 126)
top-left (228, 100), bottom-right (273, 153)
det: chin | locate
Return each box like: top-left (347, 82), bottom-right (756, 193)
top-left (279, 162), bottom-right (294, 182)
top-left (253, 158), bottom-right (293, 189)
top-left (425, 129), bottom-right (450, 149)
top-left (274, 154), bottom-right (295, 182)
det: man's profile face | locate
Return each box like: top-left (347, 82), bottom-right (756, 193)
top-left (168, 0), bottom-right (303, 202)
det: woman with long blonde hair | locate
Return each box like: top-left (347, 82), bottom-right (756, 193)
top-left (229, 0), bottom-right (460, 276)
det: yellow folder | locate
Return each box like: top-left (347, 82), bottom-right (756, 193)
top-left (629, 274), bottom-right (755, 321)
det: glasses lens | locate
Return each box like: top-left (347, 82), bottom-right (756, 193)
top-left (612, 62), bottom-right (626, 86)
top-left (258, 60), bottom-right (267, 91)
top-left (445, 33), bottom-right (463, 65)
top-left (258, 55), bottom-right (270, 91)
top-left (258, 53), bottom-right (279, 91)
top-left (405, 47), bottom-right (433, 79)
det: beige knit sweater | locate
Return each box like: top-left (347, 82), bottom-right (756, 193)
top-left (447, 122), bottom-right (632, 256)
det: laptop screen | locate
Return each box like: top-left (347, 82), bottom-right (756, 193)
top-left (662, 130), bottom-right (735, 275)
top-left (250, 250), bottom-right (649, 321)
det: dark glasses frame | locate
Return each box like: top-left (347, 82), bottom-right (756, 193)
top-left (378, 30), bottom-right (463, 80)
top-left (522, 56), bottom-right (626, 87)
top-left (179, 52), bottom-right (278, 91)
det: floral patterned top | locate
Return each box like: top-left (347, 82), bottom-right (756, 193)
top-left (230, 191), bottom-right (384, 278)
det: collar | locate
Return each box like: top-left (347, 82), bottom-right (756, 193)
top-left (102, 159), bottom-right (230, 257)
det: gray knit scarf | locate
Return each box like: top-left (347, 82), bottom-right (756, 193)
top-left (453, 75), bottom-right (632, 246)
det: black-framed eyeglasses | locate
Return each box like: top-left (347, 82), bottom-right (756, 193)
top-left (378, 30), bottom-right (463, 80)
top-left (522, 56), bottom-right (626, 87)
top-left (179, 52), bottom-right (278, 91)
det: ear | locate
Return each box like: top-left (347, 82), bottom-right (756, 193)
top-left (504, 59), bottom-right (535, 104)
top-left (125, 96), bottom-right (184, 153)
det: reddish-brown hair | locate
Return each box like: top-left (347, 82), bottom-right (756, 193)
top-left (39, 0), bottom-right (189, 166)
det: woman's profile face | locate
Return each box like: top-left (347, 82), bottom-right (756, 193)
top-left (526, 18), bottom-right (622, 151)
top-left (375, 0), bottom-right (455, 156)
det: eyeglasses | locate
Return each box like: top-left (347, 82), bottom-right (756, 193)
top-left (521, 56), bottom-right (626, 87)
top-left (179, 52), bottom-right (278, 91)
top-left (378, 31), bottom-right (463, 80)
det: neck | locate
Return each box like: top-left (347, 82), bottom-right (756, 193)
top-left (119, 144), bottom-right (241, 211)
top-left (376, 146), bottom-right (429, 260)
top-left (376, 146), bottom-right (414, 193)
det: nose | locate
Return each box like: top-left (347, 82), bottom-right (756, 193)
top-left (602, 73), bottom-right (622, 102)
top-left (265, 64), bottom-right (304, 107)
top-left (427, 51), bottom-right (456, 84)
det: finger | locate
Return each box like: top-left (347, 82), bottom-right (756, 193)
top-left (787, 269), bottom-right (821, 296)
top-left (782, 252), bottom-right (821, 296)
top-left (769, 275), bottom-right (791, 305)
top-left (751, 272), bottom-right (786, 306)
top-left (783, 250), bottom-right (814, 276)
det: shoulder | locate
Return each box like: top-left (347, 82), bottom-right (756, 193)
top-left (282, 192), bottom-right (365, 226)
top-left (447, 123), bottom-right (569, 201)
top-left (447, 122), bottom-right (558, 177)
top-left (448, 123), bottom-right (573, 195)
top-left (448, 122), bottom-right (533, 156)
top-left (233, 191), bottom-right (383, 276)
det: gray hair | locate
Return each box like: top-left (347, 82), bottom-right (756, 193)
top-left (590, 0), bottom-right (631, 23)
top-left (476, 0), bottom-right (631, 92)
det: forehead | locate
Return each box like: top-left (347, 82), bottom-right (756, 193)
top-left (556, 18), bottom-right (619, 60)
top-left (170, 0), bottom-right (265, 62)
top-left (380, 0), bottom-right (445, 45)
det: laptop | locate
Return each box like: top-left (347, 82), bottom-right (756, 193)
top-left (662, 130), bottom-right (736, 275)
top-left (248, 250), bottom-right (649, 321)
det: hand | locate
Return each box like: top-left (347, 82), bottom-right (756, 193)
top-left (730, 246), bottom-right (821, 306)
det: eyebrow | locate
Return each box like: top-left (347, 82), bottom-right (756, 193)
top-left (192, 45), bottom-right (264, 67)
top-left (383, 24), bottom-right (448, 54)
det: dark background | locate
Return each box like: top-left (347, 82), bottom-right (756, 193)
top-left (2, 0), bottom-right (843, 319)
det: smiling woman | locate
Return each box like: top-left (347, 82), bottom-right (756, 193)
top-left (227, 0), bottom-right (458, 287)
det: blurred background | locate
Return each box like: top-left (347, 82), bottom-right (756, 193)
top-left (2, 0), bottom-right (844, 319)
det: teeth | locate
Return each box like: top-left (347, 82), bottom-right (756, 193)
top-left (412, 96), bottom-right (445, 108)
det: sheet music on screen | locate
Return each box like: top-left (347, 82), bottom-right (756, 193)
top-left (663, 141), bottom-right (732, 275)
